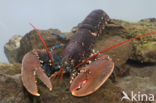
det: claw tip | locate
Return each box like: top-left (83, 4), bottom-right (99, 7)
top-left (49, 88), bottom-right (52, 91)
top-left (71, 91), bottom-right (75, 96)
top-left (34, 93), bottom-right (40, 96)
top-left (37, 93), bottom-right (40, 96)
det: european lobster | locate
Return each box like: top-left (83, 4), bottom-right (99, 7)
top-left (21, 9), bottom-right (155, 97)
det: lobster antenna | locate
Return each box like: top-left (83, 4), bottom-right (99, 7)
top-left (30, 23), bottom-right (55, 68)
top-left (74, 32), bottom-right (156, 69)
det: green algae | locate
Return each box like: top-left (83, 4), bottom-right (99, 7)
top-left (106, 19), bottom-right (156, 62)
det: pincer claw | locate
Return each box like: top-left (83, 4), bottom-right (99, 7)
top-left (21, 50), bottom-right (52, 96)
top-left (70, 54), bottom-right (114, 97)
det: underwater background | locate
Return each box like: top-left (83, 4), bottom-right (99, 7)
top-left (0, 0), bottom-right (156, 103)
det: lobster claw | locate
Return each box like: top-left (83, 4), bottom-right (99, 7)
top-left (21, 50), bottom-right (52, 96)
top-left (70, 54), bottom-right (114, 97)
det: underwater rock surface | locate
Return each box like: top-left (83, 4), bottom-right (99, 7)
top-left (4, 29), bottom-right (72, 63)
top-left (4, 35), bottom-right (23, 63)
top-left (116, 62), bottom-right (156, 94)
top-left (0, 62), bottom-right (132, 103)
top-left (1, 61), bottom-right (154, 103)
top-left (0, 74), bottom-right (30, 103)
top-left (0, 63), bottom-right (30, 103)
top-left (113, 19), bottom-right (156, 63)
top-left (38, 80), bottom-right (123, 103)
top-left (115, 62), bottom-right (156, 103)
top-left (94, 35), bottom-right (132, 66)
top-left (0, 62), bottom-right (21, 75)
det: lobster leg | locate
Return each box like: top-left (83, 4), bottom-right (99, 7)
top-left (21, 50), bottom-right (52, 96)
top-left (52, 32), bottom-right (70, 41)
top-left (52, 44), bottom-right (66, 50)
top-left (70, 54), bottom-right (114, 97)
top-left (111, 65), bottom-right (121, 81)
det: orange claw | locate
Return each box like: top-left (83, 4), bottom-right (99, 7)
top-left (21, 50), bottom-right (52, 96)
top-left (70, 54), bottom-right (114, 97)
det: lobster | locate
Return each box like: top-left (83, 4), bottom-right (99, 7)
top-left (21, 9), bottom-right (155, 97)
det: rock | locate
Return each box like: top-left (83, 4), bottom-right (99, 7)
top-left (94, 35), bottom-right (132, 66)
top-left (4, 29), bottom-right (73, 63)
top-left (18, 29), bottom-right (68, 63)
top-left (0, 62), bottom-right (128, 103)
top-left (116, 62), bottom-right (156, 96)
top-left (114, 18), bottom-right (156, 63)
top-left (132, 40), bottom-right (156, 63)
top-left (140, 18), bottom-right (156, 23)
top-left (4, 35), bottom-right (23, 63)
top-left (0, 62), bottom-right (30, 103)
top-left (0, 62), bottom-right (21, 75)
top-left (37, 79), bottom-right (124, 103)
top-left (108, 19), bottom-right (156, 63)
top-left (0, 73), bottom-right (30, 103)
